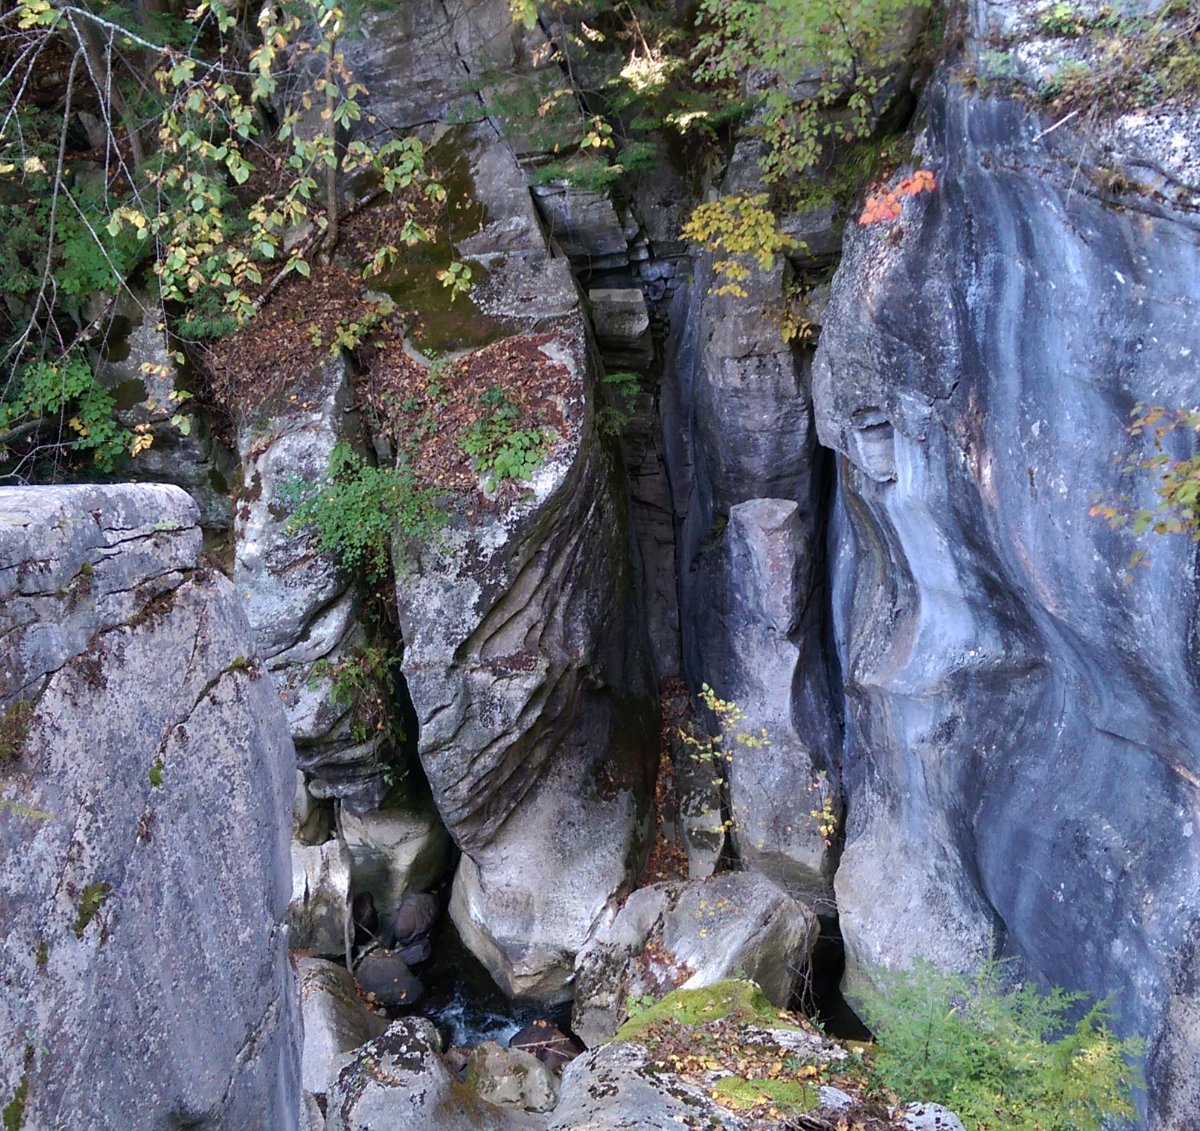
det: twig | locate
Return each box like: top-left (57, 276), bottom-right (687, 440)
top-left (1033, 105), bottom-right (1082, 142)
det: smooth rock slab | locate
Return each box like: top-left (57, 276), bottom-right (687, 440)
top-left (298, 957), bottom-right (388, 1095)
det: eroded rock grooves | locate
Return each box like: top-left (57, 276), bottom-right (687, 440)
top-left (4, 0), bottom-right (1200, 1127)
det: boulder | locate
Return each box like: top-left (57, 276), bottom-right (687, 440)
top-left (355, 950), bottom-right (425, 1009)
top-left (387, 890), bottom-right (440, 949)
top-left (547, 1041), bottom-right (744, 1131)
top-left (0, 485), bottom-right (298, 1129)
top-left (588, 287), bottom-right (653, 367)
top-left (903, 1103), bottom-right (967, 1131)
top-left (533, 184), bottom-right (630, 263)
top-left (509, 1020), bottom-right (581, 1074)
top-left (811, 4), bottom-right (1200, 1126)
top-left (325, 1019), bottom-right (543, 1131)
top-left (297, 956), bottom-right (388, 1095)
top-left (289, 839), bottom-right (351, 955)
top-left (572, 872), bottom-right (818, 1047)
top-left (466, 1040), bottom-right (559, 1113)
top-left (340, 799), bottom-right (451, 913)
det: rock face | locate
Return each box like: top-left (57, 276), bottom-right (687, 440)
top-left (662, 178), bottom-right (839, 898)
top-left (812, 3), bottom-right (1200, 1125)
top-left (343, 0), bottom-right (657, 1004)
top-left (0, 485), bottom-right (299, 1130)
top-left (572, 872), bottom-right (818, 1047)
top-left (288, 838), bottom-right (351, 955)
top-left (234, 356), bottom-right (394, 812)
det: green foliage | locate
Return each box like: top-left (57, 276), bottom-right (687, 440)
top-left (693, 0), bottom-right (932, 184)
top-left (681, 193), bottom-right (799, 297)
top-left (73, 881), bottom-right (113, 939)
top-left (147, 758), bottom-right (165, 788)
top-left (310, 643), bottom-right (403, 750)
top-left (1, 0), bottom-right (446, 475)
top-left (459, 385), bottom-right (550, 490)
top-left (0, 357), bottom-right (133, 471)
top-left (285, 442), bottom-right (446, 582)
top-left (1091, 405), bottom-right (1200, 573)
top-left (860, 960), bottom-right (1143, 1130)
top-left (597, 370), bottom-right (642, 437)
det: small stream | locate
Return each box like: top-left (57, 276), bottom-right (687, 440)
top-left (413, 914), bottom-right (573, 1050)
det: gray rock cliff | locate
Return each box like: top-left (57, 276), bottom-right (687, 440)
top-left (0, 484), bottom-right (300, 1130)
top-left (813, 2), bottom-right (1200, 1125)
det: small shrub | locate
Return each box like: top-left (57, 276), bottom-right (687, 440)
top-left (285, 442), bottom-right (446, 581)
top-left (598, 370), bottom-right (642, 437)
top-left (309, 643), bottom-right (403, 752)
top-left (681, 193), bottom-right (799, 297)
top-left (458, 385), bottom-right (550, 490)
top-left (860, 959), bottom-right (1143, 1130)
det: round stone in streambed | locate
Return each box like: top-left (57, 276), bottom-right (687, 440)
top-left (396, 935), bottom-right (433, 966)
top-left (356, 951), bottom-right (425, 1008)
top-left (387, 890), bottom-right (439, 949)
top-left (466, 1040), bottom-right (559, 1113)
top-left (508, 1019), bottom-right (581, 1074)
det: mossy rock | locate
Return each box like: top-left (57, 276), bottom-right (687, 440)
top-left (613, 979), bottom-right (789, 1043)
top-left (711, 1074), bottom-right (818, 1113)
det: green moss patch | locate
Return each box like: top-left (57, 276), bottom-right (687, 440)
top-left (711, 1074), bottom-right (817, 1112)
top-left (614, 979), bottom-right (782, 1042)
top-left (2, 1074), bottom-right (28, 1131)
top-left (73, 881), bottom-right (113, 940)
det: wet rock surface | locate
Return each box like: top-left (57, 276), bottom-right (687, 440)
top-left (0, 485), bottom-right (299, 1130)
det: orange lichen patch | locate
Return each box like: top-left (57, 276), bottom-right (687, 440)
top-left (858, 168), bottom-right (937, 225)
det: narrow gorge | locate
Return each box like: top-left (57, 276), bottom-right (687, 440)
top-left (1, 0), bottom-right (1198, 1128)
